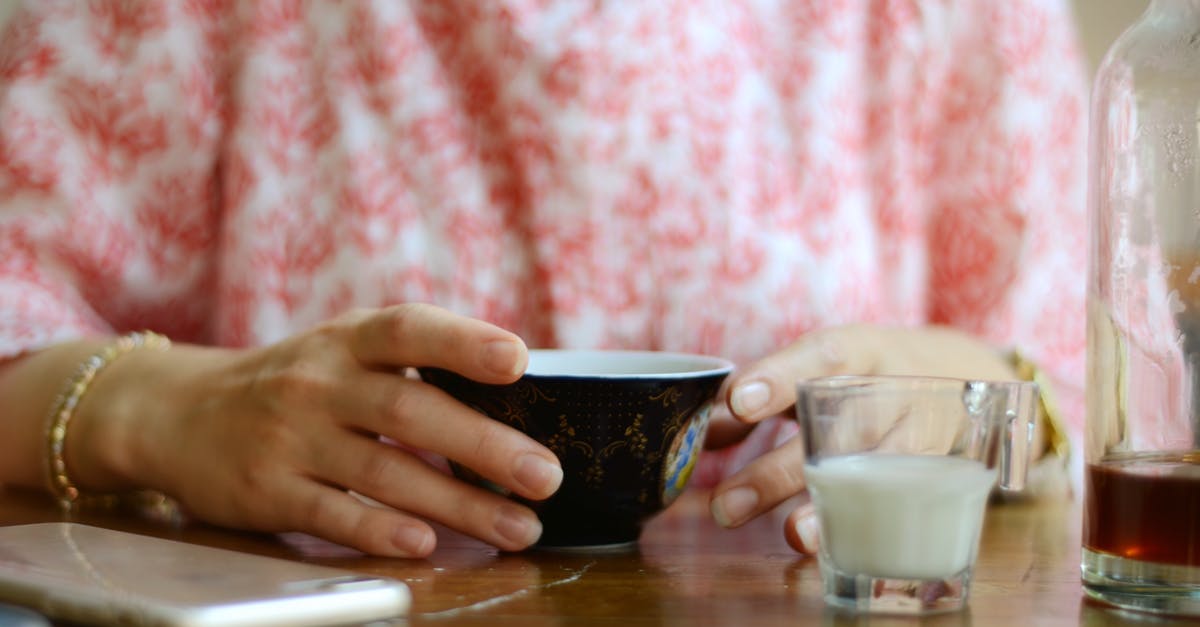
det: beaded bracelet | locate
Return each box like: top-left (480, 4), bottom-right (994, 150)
top-left (44, 331), bottom-right (171, 511)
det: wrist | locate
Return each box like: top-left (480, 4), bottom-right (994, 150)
top-left (60, 333), bottom-right (172, 498)
top-left (67, 341), bottom-right (230, 497)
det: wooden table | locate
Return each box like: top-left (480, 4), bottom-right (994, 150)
top-left (0, 488), bottom-right (1189, 626)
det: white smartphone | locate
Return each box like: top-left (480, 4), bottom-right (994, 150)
top-left (0, 522), bottom-right (410, 626)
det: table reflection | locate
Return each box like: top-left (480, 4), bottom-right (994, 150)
top-left (0, 485), bottom-right (1129, 626)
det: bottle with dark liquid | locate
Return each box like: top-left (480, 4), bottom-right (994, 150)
top-left (1086, 0), bottom-right (1200, 615)
top-left (1085, 454), bottom-right (1200, 568)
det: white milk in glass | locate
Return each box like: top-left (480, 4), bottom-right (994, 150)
top-left (806, 454), bottom-right (997, 580)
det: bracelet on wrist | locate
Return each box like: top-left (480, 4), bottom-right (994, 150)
top-left (44, 331), bottom-right (171, 511)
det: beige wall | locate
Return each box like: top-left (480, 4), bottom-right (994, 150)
top-left (1074, 0), bottom-right (1149, 75)
top-left (0, 1), bottom-right (14, 29)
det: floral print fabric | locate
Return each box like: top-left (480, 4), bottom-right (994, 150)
top-left (0, 0), bottom-right (1089, 480)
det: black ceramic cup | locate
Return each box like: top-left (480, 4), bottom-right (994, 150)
top-left (419, 349), bottom-right (734, 550)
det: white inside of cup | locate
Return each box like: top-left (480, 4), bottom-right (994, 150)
top-left (524, 349), bottom-right (734, 379)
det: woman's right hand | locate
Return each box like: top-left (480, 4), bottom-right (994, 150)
top-left (74, 304), bottom-right (562, 557)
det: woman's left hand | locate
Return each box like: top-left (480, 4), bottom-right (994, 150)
top-left (704, 324), bottom-right (1022, 554)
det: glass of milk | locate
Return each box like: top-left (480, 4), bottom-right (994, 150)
top-left (797, 375), bottom-right (1038, 615)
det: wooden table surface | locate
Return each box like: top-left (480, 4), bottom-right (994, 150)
top-left (0, 487), bottom-right (1191, 626)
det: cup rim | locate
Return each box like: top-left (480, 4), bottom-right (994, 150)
top-left (796, 374), bottom-right (1034, 390)
top-left (523, 349), bottom-right (734, 379)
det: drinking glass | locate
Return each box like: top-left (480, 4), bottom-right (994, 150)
top-left (1086, 0), bottom-right (1200, 615)
top-left (796, 375), bottom-right (1037, 615)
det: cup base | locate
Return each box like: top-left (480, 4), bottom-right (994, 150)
top-left (1083, 548), bottom-right (1200, 616)
top-left (531, 540), bottom-right (639, 554)
top-left (820, 561), bottom-right (970, 615)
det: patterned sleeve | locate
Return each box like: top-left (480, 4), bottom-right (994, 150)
top-left (0, 2), bottom-right (225, 359)
top-left (925, 0), bottom-right (1089, 436)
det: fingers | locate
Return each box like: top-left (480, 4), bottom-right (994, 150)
top-left (337, 305), bottom-right (559, 518)
top-left (721, 324), bottom-right (1018, 427)
top-left (342, 371), bottom-right (562, 501)
top-left (709, 434), bottom-right (808, 528)
top-left (784, 501), bottom-right (819, 554)
top-left (292, 304), bottom-right (554, 554)
top-left (313, 434), bottom-right (545, 552)
top-left (346, 304), bottom-right (529, 384)
top-left (709, 325), bottom-right (1023, 551)
top-left (723, 327), bottom-right (873, 424)
top-left (283, 479), bottom-right (438, 557)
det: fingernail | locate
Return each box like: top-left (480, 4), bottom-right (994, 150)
top-left (711, 486), bottom-right (759, 527)
top-left (495, 505), bottom-right (542, 548)
top-left (514, 453), bottom-right (563, 497)
top-left (796, 514), bottom-right (820, 553)
top-left (482, 339), bottom-right (524, 377)
top-left (730, 381), bottom-right (771, 417)
top-left (394, 524), bottom-right (433, 556)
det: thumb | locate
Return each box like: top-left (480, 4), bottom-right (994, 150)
top-left (726, 327), bottom-right (874, 424)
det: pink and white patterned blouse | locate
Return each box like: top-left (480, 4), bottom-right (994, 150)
top-left (0, 0), bottom-right (1089, 481)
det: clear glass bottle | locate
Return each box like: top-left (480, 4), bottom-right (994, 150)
top-left (1085, 0), bottom-right (1200, 614)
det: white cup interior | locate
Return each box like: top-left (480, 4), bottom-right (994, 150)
top-left (524, 349), bottom-right (733, 379)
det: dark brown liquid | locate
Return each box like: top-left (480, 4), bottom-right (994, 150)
top-left (1085, 454), bottom-right (1200, 567)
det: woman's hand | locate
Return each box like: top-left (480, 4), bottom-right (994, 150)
top-left (77, 304), bottom-right (562, 557)
top-left (705, 325), bottom-right (1020, 554)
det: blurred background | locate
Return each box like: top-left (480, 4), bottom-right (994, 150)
top-left (0, 1), bottom-right (1151, 87)
top-left (1074, 0), bottom-right (1149, 75)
